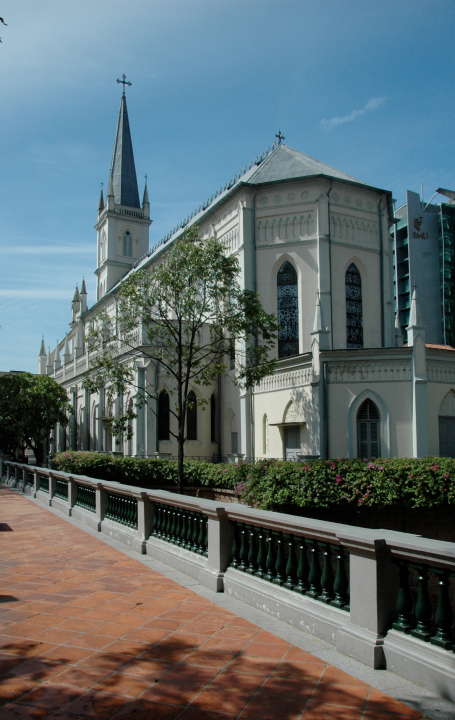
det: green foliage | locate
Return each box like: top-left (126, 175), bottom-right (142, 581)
top-left (0, 372), bottom-right (69, 463)
top-left (86, 228), bottom-right (277, 488)
top-left (52, 452), bottom-right (454, 509)
top-left (241, 458), bottom-right (455, 510)
top-left (53, 451), bottom-right (241, 490)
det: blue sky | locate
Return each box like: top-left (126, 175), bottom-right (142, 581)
top-left (1, 0), bottom-right (454, 372)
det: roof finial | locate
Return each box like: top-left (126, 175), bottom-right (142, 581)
top-left (275, 130), bottom-right (285, 145)
top-left (116, 73), bottom-right (132, 96)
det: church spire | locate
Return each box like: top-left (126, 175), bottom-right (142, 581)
top-left (110, 87), bottom-right (140, 208)
top-left (98, 186), bottom-right (105, 214)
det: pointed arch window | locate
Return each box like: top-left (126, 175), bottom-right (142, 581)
top-left (277, 261), bottom-right (299, 358)
top-left (158, 391), bottom-right (170, 441)
top-left (187, 391), bottom-right (197, 441)
top-left (123, 231), bottom-right (132, 257)
top-left (346, 263), bottom-right (363, 348)
top-left (357, 399), bottom-right (380, 458)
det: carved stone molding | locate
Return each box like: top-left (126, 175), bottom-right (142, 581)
top-left (330, 212), bottom-right (378, 244)
top-left (327, 361), bottom-right (411, 383)
top-left (428, 363), bottom-right (455, 384)
top-left (220, 226), bottom-right (240, 254)
top-left (256, 213), bottom-right (316, 245)
top-left (255, 367), bottom-right (312, 393)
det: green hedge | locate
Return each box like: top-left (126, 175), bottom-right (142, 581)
top-left (52, 452), bottom-right (454, 509)
top-left (52, 451), bottom-right (243, 490)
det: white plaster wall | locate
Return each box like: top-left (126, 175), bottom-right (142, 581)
top-left (426, 383), bottom-right (455, 455)
top-left (328, 381), bottom-right (413, 458)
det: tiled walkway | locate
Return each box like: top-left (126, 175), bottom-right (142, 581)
top-left (0, 489), bottom-right (423, 720)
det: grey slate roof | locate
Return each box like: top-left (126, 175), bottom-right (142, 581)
top-left (247, 144), bottom-right (360, 185)
top-left (110, 95), bottom-right (140, 208)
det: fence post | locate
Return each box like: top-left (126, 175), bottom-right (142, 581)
top-left (32, 470), bottom-right (38, 497)
top-left (21, 467), bottom-right (27, 492)
top-left (95, 483), bottom-right (106, 532)
top-left (68, 478), bottom-right (77, 516)
top-left (48, 472), bottom-right (56, 506)
top-left (14, 465), bottom-right (19, 486)
top-left (207, 507), bottom-right (233, 592)
top-left (336, 529), bottom-right (397, 669)
top-left (137, 493), bottom-right (152, 553)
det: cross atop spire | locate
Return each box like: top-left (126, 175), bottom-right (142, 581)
top-left (116, 73), bottom-right (132, 96)
top-left (275, 130), bottom-right (285, 145)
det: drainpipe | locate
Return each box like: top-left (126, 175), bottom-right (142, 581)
top-left (326, 182), bottom-right (334, 348)
top-left (377, 197), bottom-right (385, 347)
top-left (439, 204), bottom-right (447, 345)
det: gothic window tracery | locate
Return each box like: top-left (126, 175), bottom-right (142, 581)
top-left (357, 399), bottom-right (380, 458)
top-left (277, 261), bottom-right (299, 358)
top-left (346, 263), bottom-right (363, 348)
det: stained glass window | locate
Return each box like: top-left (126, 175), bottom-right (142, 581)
top-left (277, 262), bottom-right (299, 358)
top-left (357, 399), bottom-right (380, 458)
top-left (346, 263), bottom-right (363, 348)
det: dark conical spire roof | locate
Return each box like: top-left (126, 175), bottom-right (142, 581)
top-left (110, 94), bottom-right (140, 208)
top-left (98, 187), bottom-right (105, 213)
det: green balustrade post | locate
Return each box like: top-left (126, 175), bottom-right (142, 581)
top-left (246, 525), bottom-right (256, 574)
top-left (319, 543), bottom-right (334, 603)
top-left (410, 565), bottom-right (432, 642)
top-left (273, 532), bottom-right (284, 585)
top-left (391, 561), bottom-right (412, 632)
top-left (255, 530), bottom-right (265, 578)
top-left (239, 524), bottom-right (247, 571)
top-left (331, 547), bottom-right (349, 609)
top-left (231, 523), bottom-right (239, 567)
top-left (430, 569), bottom-right (453, 650)
top-left (21, 467), bottom-right (26, 492)
top-left (137, 493), bottom-right (151, 553)
top-left (95, 483), bottom-right (106, 532)
top-left (265, 530), bottom-right (274, 581)
top-left (294, 537), bottom-right (307, 594)
top-left (307, 540), bottom-right (321, 597)
top-left (284, 535), bottom-right (295, 589)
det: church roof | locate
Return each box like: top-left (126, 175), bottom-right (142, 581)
top-left (246, 144), bottom-right (360, 185)
top-left (110, 94), bottom-right (140, 208)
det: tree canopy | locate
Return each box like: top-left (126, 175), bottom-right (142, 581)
top-left (87, 228), bottom-right (277, 488)
top-left (0, 372), bottom-right (69, 464)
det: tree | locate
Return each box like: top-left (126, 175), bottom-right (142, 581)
top-left (0, 372), bottom-right (69, 465)
top-left (86, 228), bottom-right (277, 490)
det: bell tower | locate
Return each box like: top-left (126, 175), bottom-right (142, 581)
top-left (95, 76), bottom-right (151, 301)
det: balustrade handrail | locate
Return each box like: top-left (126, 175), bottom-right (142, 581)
top-left (2, 459), bottom-right (455, 565)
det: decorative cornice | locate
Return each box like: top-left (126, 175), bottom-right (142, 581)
top-left (255, 367), bottom-right (312, 393)
top-left (327, 360), bottom-right (411, 383)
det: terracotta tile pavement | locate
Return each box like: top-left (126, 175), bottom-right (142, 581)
top-left (0, 489), bottom-right (424, 720)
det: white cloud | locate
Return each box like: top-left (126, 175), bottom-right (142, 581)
top-left (321, 97), bottom-right (387, 130)
top-left (0, 289), bottom-right (71, 299)
top-left (0, 245), bottom-right (93, 255)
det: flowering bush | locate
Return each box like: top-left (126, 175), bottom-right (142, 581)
top-left (52, 452), bottom-right (454, 508)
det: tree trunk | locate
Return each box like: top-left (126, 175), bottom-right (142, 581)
top-left (177, 431), bottom-right (184, 494)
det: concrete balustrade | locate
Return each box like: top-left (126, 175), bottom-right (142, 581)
top-left (1, 458), bottom-right (454, 701)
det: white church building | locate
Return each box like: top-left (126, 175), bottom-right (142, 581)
top-left (40, 90), bottom-right (455, 460)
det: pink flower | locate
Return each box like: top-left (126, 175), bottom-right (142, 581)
top-left (430, 464), bottom-right (440, 471)
top-left (335, 475), bottom-right (343, 484)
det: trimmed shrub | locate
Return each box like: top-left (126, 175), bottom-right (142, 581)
top-left (52, 451), bottom-right (240, 490)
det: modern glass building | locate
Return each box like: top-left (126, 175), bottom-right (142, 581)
top-left (392, 190), bottom-right (455, 346)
